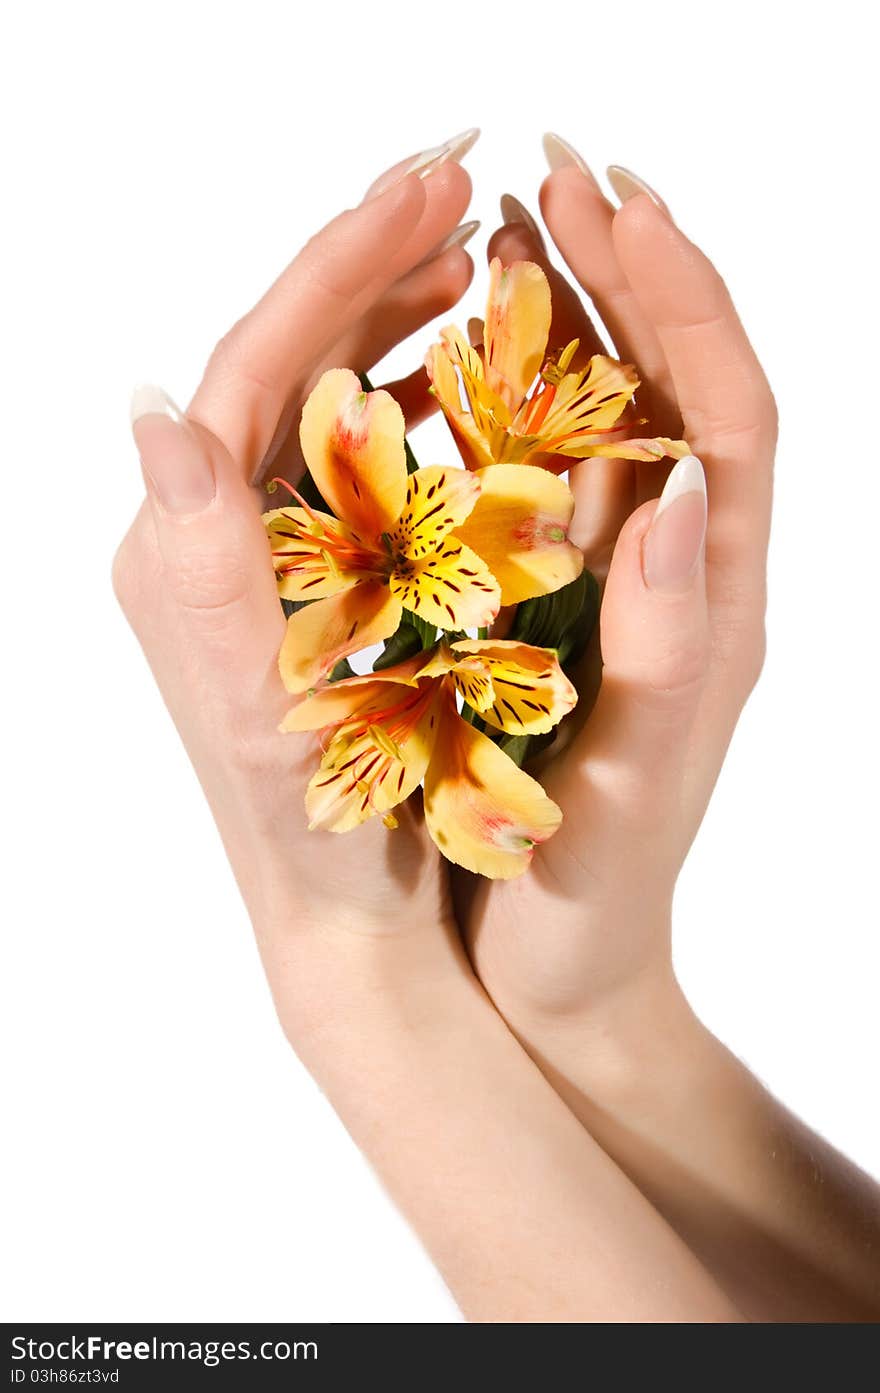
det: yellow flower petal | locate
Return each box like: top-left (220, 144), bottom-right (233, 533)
top-left (304, 686), bottom-right (440, 832)
top-left (299, 368), bottom-right (407, 540)
top-left (443, 652), bottom-right (496, 714)
top-left (386, 465), bottom-right (481, 561)
top-left (280, 657), bottom-right (426, 732)
top-left (264, 506), bottom-right (379, 601)
top-left (449, 640), bottom-right (577, 735)
top-left (558, 435), bottom-right (691, 462)
top-left (454, 464), bottom-right (583, 605)
top-left (426, 328), bottom-right (511, 469)
top-left (483, 259), bottom-right (551, 411)
top-left (423, 697), bottom-right (562, 878)
top-left (389, 538), bottom-right (500, 632)
top-left (425, 341), bottom-right (496, 472)
top-left (278, 582), bottom-right (402, 694)
top-left (537, 355), bottom-right (639, 443)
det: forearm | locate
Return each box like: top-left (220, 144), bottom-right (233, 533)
top-left (256, 917), bottom-right (740, 1323)
top-left (490, 958), bottom-right (880, 1322)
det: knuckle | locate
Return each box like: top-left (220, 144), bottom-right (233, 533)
top-left (641, 653), bottom-right (708, 709)
top-left (111, 529), bottom-right (147, 619)
top-left (685, 376), bottom-right (777, 460)
top-left (712, 611), bottom-right (767, 696)
top-left (168, 544), bottom-right (251, 617)
top-left (622, 626), bottom-right (710, 712)
top-left (111, 539), bottom-right (135, 613)
top-left (207, 322), bottom-right (279, 399)
top-left (740, 624), bottom-right (767, 694)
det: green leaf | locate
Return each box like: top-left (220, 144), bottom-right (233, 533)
top-left (497, 730), bottom-right (556, 768)
top-left (496, 733), bottom-right (532, 767)
top-left (556, 570), bottom-right (600, 668)
top-left (372, 619), bottom-right (422, 670)
top-left (410, 612), bottom-right (439, 650)
top-left (403, 435), bottom-right (421, 477)
top-left (508, 571), bottom-right (599, 665)
top-left (329, 657), bottom-right (356, 682)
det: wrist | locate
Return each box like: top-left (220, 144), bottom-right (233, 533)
top-left (252, 906), bottom-right (469, 1054)
top-left (498, 959), bottom-right (712, 1107)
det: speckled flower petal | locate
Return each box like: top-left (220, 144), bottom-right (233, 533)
top-left (448, 640), bottom-right (577, 735)
top-left (264, 506), bottom-right (378, 600)
top-left (423, 696), bottom-right (562, 879)
top-left (278, 582), bottom-right (402, 694)
top-left (390, 539), bottom-right (500, 632)
top-left (386, 466), bottom-right (481, 561)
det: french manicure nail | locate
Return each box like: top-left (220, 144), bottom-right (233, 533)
top-left (607, 165), bottom-right (671, 217)
top-left (500, 193), bottom-right (543, 244)
top-left (406, 127), bottom-right (481, 180)
top-left (130, 383), bottom-right (184, 427)
top-left (642, 455), bottom-right (707, 593)
top-left (542, 132), bottom-right (599, 185)
top-left (130, 384), bottom-right (216, 514)
top-left (365, 128), bottom-right (480, 201)
top-left (417, 219), bottom-right (480, 267)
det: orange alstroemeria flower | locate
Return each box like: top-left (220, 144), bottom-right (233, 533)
top-left (264, 369), bottom-right (500, 692)
top-left (425, 258), bottom-right (688, 475)
top-left (282, 638), bottom-right (577, 879)
top-left (264, 370), bottom-right (585, 684)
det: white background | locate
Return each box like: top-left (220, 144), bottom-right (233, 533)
top-left (2, 0), bottom-right (877, 1322)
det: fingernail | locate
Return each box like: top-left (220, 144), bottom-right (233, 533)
top-left (365, 128), bottom-right (480, 201)
top-left (642, 455), bottom-right (706, 593)
top-left (407, 126), bottom-right (480, 180)
top-left (417, 219), bottom-right (480, 267)
top-left (542, 132), bottom-right (599, 186)
top-left (130, 384), bottom-right (216, 514)
top-left (500, 194), bottom-right (544, 245)
top-left (607, 165), bottom-right (671, 217)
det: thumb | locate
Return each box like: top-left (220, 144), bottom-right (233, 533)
top-left (566, 454), bottom-right (709, 795)
top-left (129, 385), bottom-right (285, 683)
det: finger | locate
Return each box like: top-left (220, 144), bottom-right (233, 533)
top-left (539, 165), bottom-right (678, 438)
top-left (126, 388), bottom-right (284, 692)
top-left (361, 126), bottom-right (480, 201)
top-left (567, 456), bottom-right (637, 581)
top-left (552, 456), bottom-right (709, 857)
top-left (611, 196), bottom-right (777, 584)
top-left (266, 242), bottom-right (476, 485)
top-left (189, 162), bottom-right (473, 482)
top-left (322, 235), bottom-right (477, 379)
top-left (488, 201), bottom-right (633, 574)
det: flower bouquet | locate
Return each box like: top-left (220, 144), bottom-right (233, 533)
top-left (264, 259), bottom-right (687, 878)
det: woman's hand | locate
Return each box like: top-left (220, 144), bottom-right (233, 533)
top-left (458, 150), bottom-right (880, 1323)
top-left (462, 163), bottom-right (775, 1023)
top-left (113, 150), bottom-right (478, 957)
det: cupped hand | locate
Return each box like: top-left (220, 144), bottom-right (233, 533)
top-left (461, 166), bottom-right (777, 1022)
top-left (113, 155), bottom-right (477, 952)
